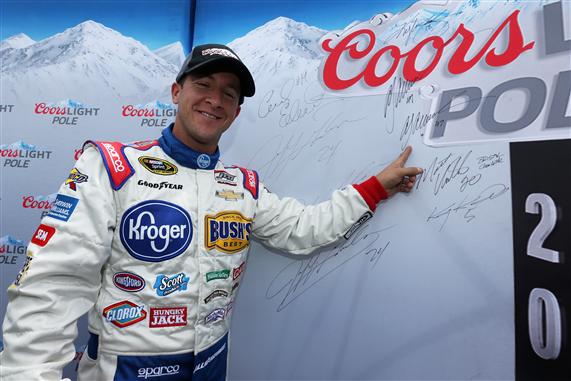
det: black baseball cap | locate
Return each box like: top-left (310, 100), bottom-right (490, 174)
top-left (176, 44), bottom-right (255, 98)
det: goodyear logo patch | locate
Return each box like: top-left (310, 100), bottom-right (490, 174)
top-left (138, 156), bottom-right (178, 175)
top-left (205, 212), bottom-right (252, 254)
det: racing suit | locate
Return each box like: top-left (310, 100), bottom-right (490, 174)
top-left (0, 125), bottom-right (387, 381)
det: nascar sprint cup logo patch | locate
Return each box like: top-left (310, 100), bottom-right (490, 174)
top-left (120, 200), bottom-right (192, 262)
top-left (205, 211), bottom-right (252, 254)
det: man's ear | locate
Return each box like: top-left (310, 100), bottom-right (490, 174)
top-left (234, 105), bottom-right (241, 119)
top-left (171, 82), bottom-right (181, 104)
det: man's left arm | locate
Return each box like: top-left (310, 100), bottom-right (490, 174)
top-left (251, 146), bottom-right (422, 255)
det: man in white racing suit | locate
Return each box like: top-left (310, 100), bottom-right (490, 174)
top-left (0, 44), bottom-right (422, 381)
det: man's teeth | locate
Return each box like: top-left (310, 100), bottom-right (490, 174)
top-left (200, 111), bottom-right (218, 119)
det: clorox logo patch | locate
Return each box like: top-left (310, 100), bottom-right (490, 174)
top-left (120, 200), bottom-right (192, 262)
top-left (205, 211), bottom-right (252, 254)
top-left (138, 156), bottom-right (178, 175)
top-left (103, 300), bottom-right (146, 328)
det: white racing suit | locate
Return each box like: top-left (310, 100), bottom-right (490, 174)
top-left (0, 125), bottom-right (386, 380)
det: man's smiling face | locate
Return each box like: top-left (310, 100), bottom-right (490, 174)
top-left (171, 71), bottom-right (242, 154)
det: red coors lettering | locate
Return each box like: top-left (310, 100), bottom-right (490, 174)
top-left (34, 103), bottom-right (67, 115)
top-left (321, 10), bottom-right (534, 90)
top-left (22, 196), bottom-right (53, 210)
top-left (122, 105), bottom-right (156, 117)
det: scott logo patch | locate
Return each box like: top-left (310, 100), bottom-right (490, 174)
top-left (113, 272), bottom-right (146, 292)
top-left (149, 306), bottom-right (187, 328)
top-left (205, 212), bottom-right (252, 254)
top-left (65, 168), bottom-right (88, 191)
top-left (153, 273), bottom-right (189, 296)
top-left (103, 300), bottom-right (146, 328)
top-left (120, 200), bottom-right (192, 262)
top-left (31, 224), bottom-right (56, 247)
top-left (138, 156), bottom-right (178, 175)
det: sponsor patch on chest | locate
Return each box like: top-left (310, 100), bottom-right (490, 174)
top-left (204, 212), bottom-right (252, 254)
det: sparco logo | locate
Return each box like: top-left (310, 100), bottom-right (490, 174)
top-left (102, 143), bottom-right (125, 172)
top-left (120, 200), bottom-right (192, 262)
top-left (138, 364), bottom-right (180, 379)
top-left (113, 272), bottom-right (146, 292)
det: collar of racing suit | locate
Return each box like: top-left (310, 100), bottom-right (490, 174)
top-left (158, 123), bottom-right (220, 170)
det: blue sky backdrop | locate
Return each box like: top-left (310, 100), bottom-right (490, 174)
top-left (1, 0), bottom-right (416, 52)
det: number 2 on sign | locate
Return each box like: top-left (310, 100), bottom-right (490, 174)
top-left (525, 193), bottom-right (563, 360)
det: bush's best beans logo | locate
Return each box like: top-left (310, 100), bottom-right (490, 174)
top-left (103, 300), bottom-right (146, 328)
top-left (113, 272), bottom-right (146, 292)
top-left (205, 212), bottom-right (252, 254)
top-left (120, 200), bottom-right (192, 262)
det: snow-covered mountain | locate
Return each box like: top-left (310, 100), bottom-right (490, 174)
top-left (0, 20), bottom-right (178, 103)
top-left (229, 17), bottom-right (326, 77)
top-left (154, 41), bottom-right (185, 68)
top-left (0, 33), bottom-right (35, 52)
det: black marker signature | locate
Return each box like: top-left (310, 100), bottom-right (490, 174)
top-left (427, 183), bottom-right (509, 231)
top-left (266, 225), bottom-right (393, 312)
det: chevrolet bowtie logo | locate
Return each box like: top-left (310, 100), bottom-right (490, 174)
top-left (215, 190), bottom-right (244, 201)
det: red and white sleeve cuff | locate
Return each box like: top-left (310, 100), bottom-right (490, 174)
top-left (352, 176), bottom-right (388, 212)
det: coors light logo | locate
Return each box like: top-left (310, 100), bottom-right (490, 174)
top-left (1, 141), bottom-right (53, 169)
top-left (34, 99), bottom-right (100, 126)
top-left (0, 236), bottom-right (26, 266)
top-left (121, 100), bottom-right (176, 127)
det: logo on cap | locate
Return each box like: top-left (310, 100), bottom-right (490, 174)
top-left (202, 48), bottom-right (239, 60)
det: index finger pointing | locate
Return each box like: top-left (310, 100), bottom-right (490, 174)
top-left (396, 146), bottom-right (413, 165)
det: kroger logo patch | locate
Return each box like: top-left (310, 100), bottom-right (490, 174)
top-left (47, 194), bottom-right (79, 222)
top-left (153, 273), bottom-right (189, 296)
top-left (113, 272), bottom-right (146, 292)
top-left (205, 212), bottom-right (252, 254)
top-left (103, 300), bottom-right (146, 328)
top-left (120, 200), bottom-right (192, 262)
